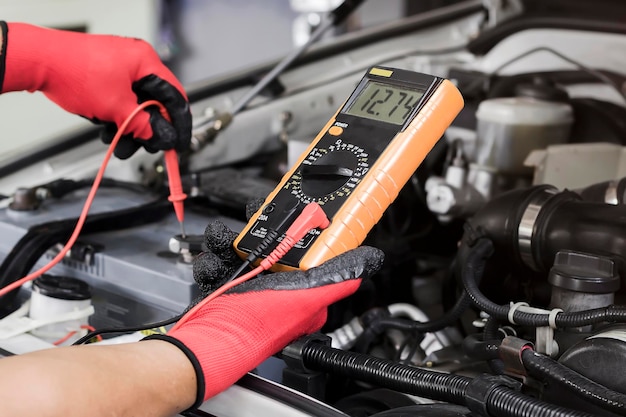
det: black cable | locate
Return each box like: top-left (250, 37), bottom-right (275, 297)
top-left (368, 293), bottom-right (470, 334)
top-left (181, 410), bottom-right (217, 417)
top-left (462, 334), bottom-right (500, 361)
top-left (461, 238), bottom-right (626, 328)
top-left (462, 46), bottom-right (626, 101)
top-left (522, 349), bottom-right (626, 416)
top-left (482, 315), bottom-right (506, 374)
top-left (72, 313), bottom-right (183, 345)
top-left (38, 177), bottom-right (153, 199)
top-left (229, 0), bottom-right (366, 116)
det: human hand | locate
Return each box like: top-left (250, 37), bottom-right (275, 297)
top-left (0, 22), bottom-right (191, 159)
top-left (149, 220), bottom-right (384, 408)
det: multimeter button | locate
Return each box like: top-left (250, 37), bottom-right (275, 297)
top-left (263, 203), bottom-right (276, 214)
top-left (328, 126), bottom-right (343, 136)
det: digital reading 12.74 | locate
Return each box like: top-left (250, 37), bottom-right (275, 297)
top-left (345, 81), bottom-right (425, 125)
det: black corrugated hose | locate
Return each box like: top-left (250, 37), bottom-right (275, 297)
top-left (461, 238), bottom-right (626, 328)
top-left (300, 343), bottom-right (594, 417)
top-left (521, 349), bottom-right (626, 416)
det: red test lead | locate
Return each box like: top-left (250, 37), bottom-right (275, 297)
top-left (164, 149), bottom-right (187, 237)
top-left (153, 101), bottom-right (188, 237)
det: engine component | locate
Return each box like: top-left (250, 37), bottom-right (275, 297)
top-left (535, 326), bottom-right (626, 416)
top-left (558, 326), bottom-right (626, 395)
top-left (291, 336), bottom-right (595, 417)
top-left (577, 176), bottom-right (626, 204)
top-left (426, 94), bottom-right (573, 221)
top-left (548, 251), bottom-right (620, 317)
top-left (474, 97), bottom-right (573, 176)
top-left (467, 184), bottom-right (626, 275)
top-left (8, 187), bottom-right (40, 211)
top-left (169, 234), bottom-right (205, 264)
top-left (28, 275), bottom-right (92, 344)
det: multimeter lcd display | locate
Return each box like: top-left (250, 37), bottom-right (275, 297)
top-left (344, 81), bottom-right (425, 125)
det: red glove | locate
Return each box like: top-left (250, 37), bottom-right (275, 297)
top-left (0, 22), bottom-right (191, 159)
top-left (146, 221), bottom-right (384, 409)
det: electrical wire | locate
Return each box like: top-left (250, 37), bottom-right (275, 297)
top-left (52, 324), bottom-right (102, 346)
top-left (72, 313), bottom-right (183, 346)
top-left (465, 46), bottom-right (626, 102)
top-left (171, 265), bottom-right (266, 331)
top-left (0, 100), bottom-right (171, 298)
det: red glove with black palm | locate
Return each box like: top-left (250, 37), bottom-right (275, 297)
top-left (0, 21), bottom-right (191, 159)
top-left (146, 220), bottom-right (385, 409)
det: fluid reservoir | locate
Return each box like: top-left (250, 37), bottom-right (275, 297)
top-left (29, 275), bottom-right (92, 345)
top-left (474, 97), bottom-right (573, 175)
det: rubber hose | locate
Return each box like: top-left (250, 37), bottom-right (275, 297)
top-left (483, 316), bottom-right (501, 341)
top-left (300, 343), bottom-right (595, 417)
top-left (521, 349), bottom-right (626, 416)
top-left (482, 316), bottom-right (506, 374)
top-left (487, 386), bottom-right (593, 417)
top-left (369, 290), bottom-right (471, 334)
top-left (302, 343), bottom-right (470, 405)
top-left (462, 334), bottom-right (500, 360)
top-left (461, 239), bottom-right (626, 328)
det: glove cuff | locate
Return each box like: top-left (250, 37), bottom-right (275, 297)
top-left (0, 21), bottom-right (8, 92)
top-left (142, 334), bottom-right (206, 410)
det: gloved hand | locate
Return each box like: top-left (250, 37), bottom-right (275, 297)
top-left (0, 22), bottom-right (191, 159)
top-left (147, 220), bottom-right (384, 409)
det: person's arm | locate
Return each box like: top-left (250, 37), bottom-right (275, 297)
top-left (0, 340), bottom-right (197, 417)
top-left (0, 21), bottom-right (191, 159)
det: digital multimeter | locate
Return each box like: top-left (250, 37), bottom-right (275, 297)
top-left (234, 66), bottom-right (464, 271)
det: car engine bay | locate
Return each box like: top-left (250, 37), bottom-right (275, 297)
top-left (1, 1), bottom-right (626, 416)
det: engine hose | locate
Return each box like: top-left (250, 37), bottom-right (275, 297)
top-left (483, 316), bottom-right (503, 341)
top-left (369, 291), bottom-right (472, 334)
top-left (461, 238), bottom-right (626, 328)
top-left (482, 316), bottom-right (507, 374)
top-left (303, 342), bottom-right (469, 404)
top-left (300, 343), bottom-right (594, 417)
top-left (486, 386), bottom-right (592, 417)
top-left (521, 349), bottom-right (626, 416)
top-left (462, 334), bottom-right (500, 361)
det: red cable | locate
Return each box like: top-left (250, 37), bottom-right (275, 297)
top-left (51, 324), bottom-right (102, 346)
top-left (52, 330), bottom-right (78, 346)
top-left (170, 264), bottom-right (265, 331)
top-left (0, 100), bottom-right (171, 298)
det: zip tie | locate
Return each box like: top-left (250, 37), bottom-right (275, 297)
top-left (508, 302), bottom-right (529, 325)
top-left (507, 302), bottom-right (564, 329)
top-left (548, 308), bottom-right (563, 330)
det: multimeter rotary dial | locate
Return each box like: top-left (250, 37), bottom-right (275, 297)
top-left (294, 140), bottom-right (369, 203)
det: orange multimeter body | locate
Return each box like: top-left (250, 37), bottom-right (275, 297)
top-left (234, 66), bottom-right (464, 271)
